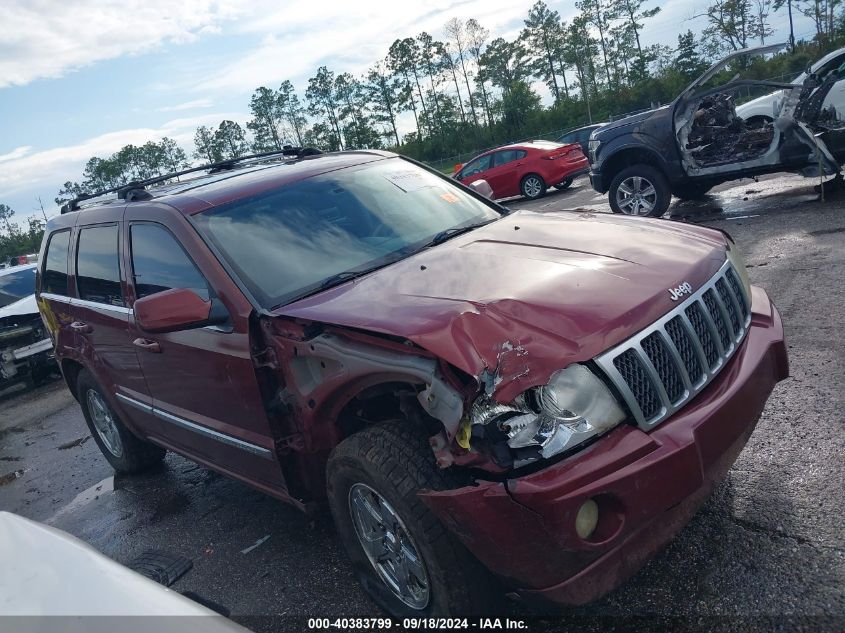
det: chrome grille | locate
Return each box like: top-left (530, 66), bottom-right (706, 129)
top-left (595, 260), bottom-right (751, 430)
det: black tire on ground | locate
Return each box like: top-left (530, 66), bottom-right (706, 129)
top-left (608, 164), bottom-right (671, 217)
top-left (326, 422), bottom-right (496, 618)
top-left (673, 183), bottom-right (713, 200)
top-left (520, 173), bottom-right (547, 199)
top-left (77, 369), bottom-right (166, 474)
top-left (555, 177), bottom-right (574, 190)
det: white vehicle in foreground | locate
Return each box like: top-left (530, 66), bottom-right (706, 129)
top-left (737, 47), bottom-right (845, 125)
top-left (0, 512), bottom-right (247, 632)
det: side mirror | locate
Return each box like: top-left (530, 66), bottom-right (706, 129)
top-left (468, 179), bottom-right (494, 200)
top-left (134, 288), bottom-right (228, 333)
top-left (453, 163), bottom-right (463, 174)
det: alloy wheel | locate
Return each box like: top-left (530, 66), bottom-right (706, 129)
top-left (348, 482), bottom-right (430, 610)
top-left (522, 176), bottom-right (543, 198)
top-left (86, 389), bottom-right (123, 457)
top-left (616, 176), bottom-right (657, 215)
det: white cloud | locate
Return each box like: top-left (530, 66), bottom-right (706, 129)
top-left (192, 0), bottom-right (530, 94)
top-left (156, 98), bottom-right (214, 112)
top-left (0, 0), bottom-right (247, 88)
top-left (0, 146), bottom-right (32, 163)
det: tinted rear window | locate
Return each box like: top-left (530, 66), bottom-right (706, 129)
top-left (76, 225), bottom-right (124, 307)
top-left (0, 267), bottom-right (36, 307)
top-left (43, 231), bottom-right (70, 296)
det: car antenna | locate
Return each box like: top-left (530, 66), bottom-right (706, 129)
top-left (60, 146), bottom-right (323, 214)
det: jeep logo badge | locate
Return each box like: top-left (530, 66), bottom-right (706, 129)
top-left (669, 282), bottom-right (693, 301)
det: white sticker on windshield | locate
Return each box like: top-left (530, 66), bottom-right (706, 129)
top-left (383, 170), bottom-right (434, 193)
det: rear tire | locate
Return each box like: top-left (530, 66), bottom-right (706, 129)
top-left (327, 423), bottom-right (496, 618)
top-left (520, 174), bottom-right (547, 200)
top-left (77, 370), bottom-right (166, 474)
top-left (609, 164), bottom-right (671, 217)
top-left (555, 177), bottom-right (574, 190)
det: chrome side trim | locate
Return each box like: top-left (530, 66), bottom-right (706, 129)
top-left (40, 292), bottom-right (133, 316)
top-left (115, 392), bottom-right (153, 414)
top-left (39, 292), bottom-right (72, 304)
top-left (72, 297), bottom-right (132, 315)
top-left (595, 259), bottom-right (752, 431)
top-left (114, 393), bottom-right (273, 460)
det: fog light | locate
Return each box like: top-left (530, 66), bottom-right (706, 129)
top-left (575, 499), bottom-right (599, 539)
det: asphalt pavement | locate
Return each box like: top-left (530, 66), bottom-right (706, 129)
top-left (0, 173), bottom-right (843, 632)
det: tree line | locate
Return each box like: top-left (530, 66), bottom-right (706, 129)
top-left (49, 0), bottom-right (845, 208)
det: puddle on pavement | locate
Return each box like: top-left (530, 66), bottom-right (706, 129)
top-left (48, 475), bottom-right (118, 523)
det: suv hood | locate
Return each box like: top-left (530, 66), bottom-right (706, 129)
top-left (595, 107), bottom-right (667, 137)
top-left (277, 211), bottom-right (728, 401)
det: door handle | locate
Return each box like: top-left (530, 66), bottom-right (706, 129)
top-left (133, 338), bottom-right (162, 353)
top-left (70, 321), bottom-right (93, 334)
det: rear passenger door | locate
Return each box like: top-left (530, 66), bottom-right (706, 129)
top-left (71, 221), bottom-right (159, 439)
top-left (124, 217), bottom-right (286, 493)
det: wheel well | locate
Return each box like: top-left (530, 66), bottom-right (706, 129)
top-left (601, 148), bottom-right (665, 191)
top-left (335, 381), bottom-right (440, 441)
top-left (60, 359), bottom-right (84, 400)
top-left (521, 172), bottom-right (544, 185)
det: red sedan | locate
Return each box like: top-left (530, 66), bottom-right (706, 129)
top-left (453, 140), bottom-right (589, 200)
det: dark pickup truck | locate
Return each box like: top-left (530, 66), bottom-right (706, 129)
top-left (590, 43), bottom-right (845, 217)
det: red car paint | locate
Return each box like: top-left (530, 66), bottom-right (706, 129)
top-left (37, 151), bottom-right (787, 608)
top-left (454, 141), bottom-right (589, 199)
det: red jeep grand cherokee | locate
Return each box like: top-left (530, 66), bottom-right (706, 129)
top-left (37, 149), bottom-right (787, 616)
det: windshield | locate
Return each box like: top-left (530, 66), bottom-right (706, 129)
top-left (0, 267), bottom-right (36, 308)
top-left (192, 157), bottom-right (502, 309)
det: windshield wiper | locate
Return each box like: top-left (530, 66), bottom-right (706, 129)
top-left (423, 219), bottom-right (496, 248)
top-left (318, 266), bottom-right (385, 290)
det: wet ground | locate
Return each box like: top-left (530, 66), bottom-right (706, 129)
top-left (0, 173), bottom-right (843, 631)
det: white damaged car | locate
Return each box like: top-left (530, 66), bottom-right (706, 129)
top-left (0, 264), bottom-right (55, 389)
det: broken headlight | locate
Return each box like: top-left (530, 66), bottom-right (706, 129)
top-left (470, 364), bottom-right (626, 466)
top-left (725, 240), bottom-right (752, 299)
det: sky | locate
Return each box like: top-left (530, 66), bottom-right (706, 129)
top-left (0, 0), bottom-right (816, 222)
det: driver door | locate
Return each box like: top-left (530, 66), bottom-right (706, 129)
top-left (123, 212), bottom-right (287, 495)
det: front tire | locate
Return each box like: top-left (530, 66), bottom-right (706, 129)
top-left (520, 173), bottom-right (547, 200)
top-left (327, 423), bottom-right (494, 618)
top-left (77, 370), bottom-right (166, 474)
top-left (609, 164), bottom-right (671, 217)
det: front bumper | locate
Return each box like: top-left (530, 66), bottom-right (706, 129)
top-left (420, 285), bottom-right (787, 605)
top-left (589, 167), bottom-right (606, 193)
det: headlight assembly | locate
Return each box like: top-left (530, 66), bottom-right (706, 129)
top-left (469, 364), bottom-right (627, 467)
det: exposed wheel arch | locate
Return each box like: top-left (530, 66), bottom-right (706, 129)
top-left (599, 147), bottom-right (668, 192)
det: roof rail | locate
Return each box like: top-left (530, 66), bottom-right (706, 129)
top-left (60, 146), bottom-right (323, 214)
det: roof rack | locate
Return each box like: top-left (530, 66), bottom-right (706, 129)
top-left (60, 146), bottom-right (323, 214)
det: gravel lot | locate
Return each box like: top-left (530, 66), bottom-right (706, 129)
top-left (0, 173), bottom-right (843, 631)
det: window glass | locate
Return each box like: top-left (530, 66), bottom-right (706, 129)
top-left (76, 225), bottom-right (124, 306)
top-left (461, 155), bottom-right (492, 179)
top-left (193, 158), bottom-right (501, 309)
top-left (43, 231), bottom-right (70, 296)
top-left (131, 224), bottom-right (209, 300)
top-left (0, 266), bottom-right (36, 307)
top-left (493, 150), bottom-right (518, 167)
